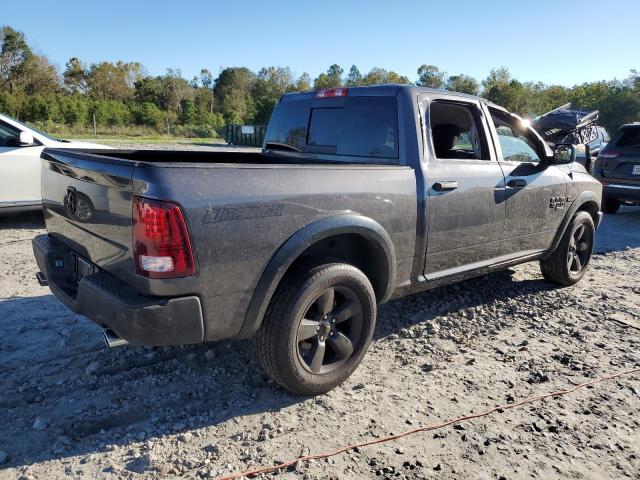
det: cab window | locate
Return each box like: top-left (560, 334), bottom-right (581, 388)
top-left (429, 101), bottom-right (489, 160)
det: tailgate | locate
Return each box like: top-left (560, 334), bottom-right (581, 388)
top-left (41, 149), bottom-right (137, 287)
top-left (601, 152), bottom-right (640, 184)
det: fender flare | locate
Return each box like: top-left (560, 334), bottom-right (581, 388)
top-left (237, 214), bottom-right (396, 339)
top-left (543, 190), bottom-right (602, 259)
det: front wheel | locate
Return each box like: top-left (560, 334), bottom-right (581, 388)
top-left (540, 211), bottom-right (595, 286)
top-left (256, 263), bottom-right (376, 395)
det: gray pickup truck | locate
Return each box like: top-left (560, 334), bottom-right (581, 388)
top-left (32, 85), bottom-right (602, 395)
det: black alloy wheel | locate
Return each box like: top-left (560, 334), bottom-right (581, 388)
top-left (540, 211), bottom-right (595, 286)
top-left (567, 222), bottom-right (593, 275)
top-left (296, 285), bottom-right (363, 374)
top-left (256, 262), bottom-right (377, 395)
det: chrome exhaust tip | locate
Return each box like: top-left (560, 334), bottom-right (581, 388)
top-left (103, 329), bottom-right (129, 348)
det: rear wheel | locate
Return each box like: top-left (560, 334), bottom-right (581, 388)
top-left (540, 211), bottom-right (595, 286)
top-left (604, 197), bottom-right (620, 214)
top-left (256, 263), bottom-right (376, 395)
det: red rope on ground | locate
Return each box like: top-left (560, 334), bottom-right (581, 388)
top-left (215, 367), bottom-right (640, 480)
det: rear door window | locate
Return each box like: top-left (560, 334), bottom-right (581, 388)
top-left (265, 96), bottom-right (398, 161)
top-left (429, 101), bottom-right (489, 160)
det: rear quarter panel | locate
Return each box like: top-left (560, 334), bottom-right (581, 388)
top-left (132, 162), bottom-right (417, 340)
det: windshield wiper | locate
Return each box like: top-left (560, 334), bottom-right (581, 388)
top-left (264, 142), bottom-right (300, 152)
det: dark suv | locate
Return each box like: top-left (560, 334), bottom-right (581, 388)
top-left (593, 123), bottom-right (640, 213)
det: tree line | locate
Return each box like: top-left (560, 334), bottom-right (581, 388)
top-left (1, 25), bottom-right (639, 137)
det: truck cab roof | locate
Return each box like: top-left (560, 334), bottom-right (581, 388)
top-left (283, 84), bottom-right (500, 107)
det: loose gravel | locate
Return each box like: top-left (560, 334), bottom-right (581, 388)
top-left (1, 202), bottom-right (639, 479)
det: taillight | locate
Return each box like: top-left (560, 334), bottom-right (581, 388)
top-left (316, 88), bottom-right (349, 98)
top-left (132, 197), bottom-right (195, 278)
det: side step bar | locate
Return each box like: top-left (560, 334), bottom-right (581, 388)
top-left (103, 329), bottom-right (129, 348)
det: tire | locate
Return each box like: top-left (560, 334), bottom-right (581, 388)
top-left (604, 197), bottom-right (620, 214)
top-left (540, 211), bottom-right (595, 286)
top-left (256, 263), bottom-right (376, 395)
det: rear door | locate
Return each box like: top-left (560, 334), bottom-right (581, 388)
top-left (485, 106), bottom-right (568, 255)
top-left (420, 94), bottom-right (507, 279)
top-left (600, 126), bottom-right (640, 185)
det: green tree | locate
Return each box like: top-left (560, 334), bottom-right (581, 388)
top-left (346, 65), bottom-right (362, 86)
top-left (20, 54), bottom-right (60, 96)
top-left (446, 74), bottom-right (479, 95)
top-left (199, 68), bottom-right (215, 113)
top-left (63, 57), bottom-right (88, 93)
top-left (87, 62), bottom-right (133, 101)
top-left (134, 76), bottom-right (164, 106)
top-left (314, 64), bottom-right (343, 89)
top-left (252, 66), bottom-right (294, 124)
top-left (360, 67), bottom-right (410, 86)
top-left (295, 72), bottom-right (311, 91)
top-left (0, 26), bottom-right (32, 93)
top-left (482, 67), bottom-right (519, 108)
top-left (416, 64), bottom-right (444, 88)
top-left (58, 94), bottom-right (90, 126)
top-left (163, 68), bottom-right (193, 113)
top-left (132, 101), bottom-right (164, 127)
top-left (213, 67), bottom-right (256, 124)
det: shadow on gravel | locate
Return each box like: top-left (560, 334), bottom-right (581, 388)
top-left (0, 294), bottom-right (302, 469)
top-left (0, 211), bottom-right (44, 230)
top-left (595, 205), bottom-right (640, 253)
top-left (375, 269), bottom-right (551, 340)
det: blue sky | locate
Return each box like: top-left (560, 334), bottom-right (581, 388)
top-left (3, 0), bottom-right (638, 86)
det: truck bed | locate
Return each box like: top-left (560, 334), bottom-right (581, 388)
top-left (38, 146), bottom-right (417, 343)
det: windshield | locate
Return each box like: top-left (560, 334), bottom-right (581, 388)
top-left (1, 113), bottom-right (60, 142)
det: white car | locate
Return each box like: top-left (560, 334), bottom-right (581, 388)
top-left (0, 113), bottom-right (113, 213)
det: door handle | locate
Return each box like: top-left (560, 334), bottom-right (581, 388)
top-left (507, 178), bottom-right (527, 188)
top-left (433, 181), bottom-right (458, 192)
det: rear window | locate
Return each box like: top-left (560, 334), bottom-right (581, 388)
top-left (265, 96), bottom-right (398, 161)
top-left (615, 127), bottom-right (640, 148)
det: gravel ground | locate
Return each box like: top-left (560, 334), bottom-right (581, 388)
top-left (1, 204), bottom-right (639, 480)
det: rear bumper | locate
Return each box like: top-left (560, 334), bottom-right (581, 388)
top-left (32, 234), bottom-right (204, 346)
top-left (603, 183), bottom-right (640, 202)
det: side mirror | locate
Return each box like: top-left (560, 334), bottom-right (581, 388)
top-left (18, 131), bottom-right (36, 146)
top-left (550, 143), bottom-right (576, 165)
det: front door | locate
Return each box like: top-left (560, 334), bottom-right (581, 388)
top-left (421, 96), bottom-right (506, 279)
top-left (485, 107), bottom-right (568, 255)
top-left (0, 121), bottom-right (43, 207)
